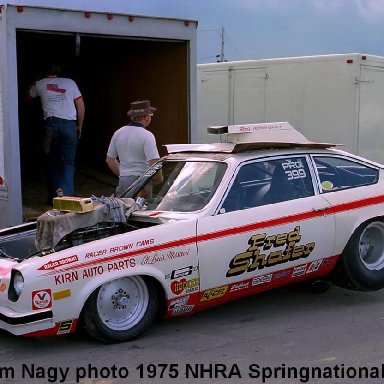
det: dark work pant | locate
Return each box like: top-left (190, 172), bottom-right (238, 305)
top-left (45, 117), bottom-right (77, 200)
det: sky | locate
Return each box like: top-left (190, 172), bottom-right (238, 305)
top-left (14, 0), bottom-right (384, 63)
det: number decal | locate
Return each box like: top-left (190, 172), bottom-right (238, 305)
top-left (282, 159), bottom-right (306, 180)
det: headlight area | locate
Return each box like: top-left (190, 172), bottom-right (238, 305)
top-left (8, 270), bottom-right (24, 302)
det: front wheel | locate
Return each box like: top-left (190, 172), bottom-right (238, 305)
top-left (331, 220), bottom-right (384, 291)
top-left (82, 276), bottom-right (159, 343)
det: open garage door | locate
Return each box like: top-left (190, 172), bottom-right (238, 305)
top-left (17, 30), bottom-right (190, 217)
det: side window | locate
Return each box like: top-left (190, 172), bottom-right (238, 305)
top-left (221, 157), bottom-right (314, 213)
top-left (313, 156), bottom-right (379, 193)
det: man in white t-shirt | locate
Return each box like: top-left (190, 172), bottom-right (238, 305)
top-left (106, 100), bottom-right (160, 195)
top-left (29, 64), bottom-right (85, 202)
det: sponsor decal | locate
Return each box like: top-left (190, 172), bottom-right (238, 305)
top-left (82, 266), bottom-right (104, 278)
top-left (273, 270), bottom-right (291, 280)
top-left (38, 255), bottom-right (78, 271)
top-left (321, 180), bottom-right (334, 191)
top-left (109, 243), bottom-right (134, 253)
top-left (165, 265), bottom-right (198, 280)
top-left (107, 259), bottom-right (136, 272)
top-left (106, 239), bottom-right (154, 256)
top-left (54, 259), bottom-right (136, 285)
top-left (141, 249), bottom-right (191, 265)
top-left (292, 265), bottom-right (307, 277)
top-left (32, 289), bottom-right (52, 310)
top-left (53, 288), bottom-right (71, 300)
top-left (306, 259), bottom-right (322, 273)
top-left (55, 271), bottom-right (79, 285)
top-left (57, 320), bottom-right (74, 335)
top-left (226, 226), bottom-right (315, 277)
top-left (171, 305), bottom-right (194, 316)
top-left (322, 257), bottom-right (337, 267)
top-left (169, 295), bottom-right (190, 310)
top-left (144, 162), bottom-right (162, 176)
top-left (252, 273), bottom-right (273, 286)
top-left (170, 278), bottom-right (199, 295)
top-left (237, 123), bottom-right (285, 132)
top-left (136, 239), bottom-right (155, 247)
top-left (200, 286), bottom-right (228, 302)
top-left (85, 249), bottom-right (107, 258)
top-left (230, 281), bottom-right (250, 292)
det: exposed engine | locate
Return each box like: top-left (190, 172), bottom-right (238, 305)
top-left (0, 197), bottom-right (155, 260)
top-left (56, 222), bottom-right (129, 249)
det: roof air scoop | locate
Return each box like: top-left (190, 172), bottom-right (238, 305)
top-left (208, 122), bottom-right (309, 144)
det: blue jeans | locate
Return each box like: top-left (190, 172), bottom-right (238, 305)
top-left (116, 175), bottom-right (139, 196)
top-left (45, 117), bottom-right (77, 200)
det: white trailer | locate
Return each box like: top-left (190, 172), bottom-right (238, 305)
top-left (0, 3), bottom-right (197, 229)
top-left (197, 53), bottom-right (384, 163)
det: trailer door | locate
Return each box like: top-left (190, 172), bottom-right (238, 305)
top-left (197, 69), bottom-right (230, 143)
top-left (358, 65), bottom-right (384, 163)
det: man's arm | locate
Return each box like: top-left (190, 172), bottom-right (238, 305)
top-left (26, 80), bottom-right (38, 102)
top-left (75, 96), bottom-right (85, 138)
top-left (106, 156), bottom-right (120, 177)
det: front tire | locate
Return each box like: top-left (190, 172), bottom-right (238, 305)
top-left (82, 276), bottom-right (159, 343)
top-left (332, 220), bottom-right (384, 291)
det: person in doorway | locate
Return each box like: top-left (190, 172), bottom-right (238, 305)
top-left (29, 64), bottom-right (85, 203)
top-left (106, 100), bottom-right (160, 196)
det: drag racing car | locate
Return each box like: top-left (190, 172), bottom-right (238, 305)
top-left (1, 122), bottom-right (384, 343)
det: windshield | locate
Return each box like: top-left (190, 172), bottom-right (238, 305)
top-left (123, 160), bottom-right (227, 212)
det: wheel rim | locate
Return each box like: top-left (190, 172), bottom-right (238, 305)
top-left (359, 222), bottom-right (384, 271)
top-left (96, 276), bottom-right (149, 331)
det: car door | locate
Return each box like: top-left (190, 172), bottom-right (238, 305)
top-left (311, 154), bottom-right (382, 255)
top-left (196, 155), bottom-right (336, 306)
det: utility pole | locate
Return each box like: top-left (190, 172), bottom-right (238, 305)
top-left (216, 27), bottom-right (226, 62)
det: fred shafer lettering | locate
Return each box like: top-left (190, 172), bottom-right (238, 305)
top-left (226, 226), bottom-right (315, 277)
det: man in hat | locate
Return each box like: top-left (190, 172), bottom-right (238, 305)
top-left (106, 100), bottom-right (160, 195)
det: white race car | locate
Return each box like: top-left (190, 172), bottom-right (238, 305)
top-left (1, 122), bottom-right (384, 343)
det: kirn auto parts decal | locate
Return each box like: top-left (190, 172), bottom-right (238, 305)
top-left (53, 259), bottom-right (136, 285)
top-left (226, 226), bottom-right (315, 277)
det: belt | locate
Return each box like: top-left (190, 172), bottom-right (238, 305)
top-left (45, 116), bottom-right (73, 121)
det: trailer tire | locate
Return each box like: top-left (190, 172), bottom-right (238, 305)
top-left (332, 219), bottom-right (384, 291)
top-left (82, 276), bottom-right (158, 343)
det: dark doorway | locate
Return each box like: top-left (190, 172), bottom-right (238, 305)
top-left (16, 30), bottom-right (189, 218)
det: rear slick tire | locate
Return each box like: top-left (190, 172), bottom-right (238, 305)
top-left (82, 276), bottom-right (158, 343)
top-left (332, 220), bottom-right (384, 291)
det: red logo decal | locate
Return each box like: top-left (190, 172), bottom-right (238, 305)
top-left (170, 278), bottom-right (199, 295)
top-left (46, 84), bottom-right (66, 94)
top-left (38, 255), bottom-right (78, 271)
top-left (32, 289), bottom-right (52, 310)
